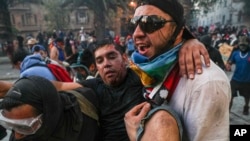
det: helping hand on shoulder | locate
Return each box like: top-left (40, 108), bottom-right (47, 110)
top-left (179, 39), bottom-right (210, 79)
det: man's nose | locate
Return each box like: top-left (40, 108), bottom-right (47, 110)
top-left (133, 25), bottom-right (146, 39)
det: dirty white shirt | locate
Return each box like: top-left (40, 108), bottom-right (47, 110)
top-left (169, 60), bottom-right (231, 141)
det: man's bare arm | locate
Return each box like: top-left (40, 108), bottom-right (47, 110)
top-left (0, 80), bottom-right (83, 98)
top-left (51, 81), bottom-right (83, 91)
top-left (0, 81), bottom-right (13, 98)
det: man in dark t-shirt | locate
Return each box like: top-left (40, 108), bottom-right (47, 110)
top-left (80, 69), bottom-right (145, 140)
top-left (77, 39), bottom-right (145, 140)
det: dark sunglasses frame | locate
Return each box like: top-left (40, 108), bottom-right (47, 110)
top-left (129, 15), bottom-right (175, 34)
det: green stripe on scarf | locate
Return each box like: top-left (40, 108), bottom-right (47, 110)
top-left (131, 42), bottom-right (183, 87)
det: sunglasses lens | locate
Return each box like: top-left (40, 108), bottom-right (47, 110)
top-left (128, 16), bottom-right (141, 33)
top-left (129, 15), bottom-right (168, 34)
top-left (139, 16), bottom-right (155, 33)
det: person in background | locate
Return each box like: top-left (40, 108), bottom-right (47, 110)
top-left (126, 35), bottom-right (135, 57)
top-left (70, 48), bottom-right (97, 81)
top-left (32, 44), bottom-right (48, 59)
top-left (49, 38), bottom-right (69, 67)
top-left (124, 0), bottom-right (230, 140)
top-left (11, 49), bottom-right (29, 70)
top-left (79, 27), bottom-right (87, 49)
top-left (226, 35), bottom-right (250, 115)
top-left (26, 38), bottom-right (38, 54)
top-left (20, 45), bottom-right (57, 81)
top-left (3, 41), bottom-right (14, 67)
top-left (65, 34), bottom-right (77, 63)
top-left (199, 34), bottom-right (225, 70)
top-left (36, 31), bottom-right (44, 46)
top-left (13, 36), bottom-right (26, 51)
top-left (211, 32), bottom-right (222, 49)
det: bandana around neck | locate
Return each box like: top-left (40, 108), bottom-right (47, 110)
top-left (130, 43), bottom-right (183, 87)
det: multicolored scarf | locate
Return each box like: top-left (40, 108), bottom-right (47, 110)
top-left (130, 42), bottom-right (183, 87)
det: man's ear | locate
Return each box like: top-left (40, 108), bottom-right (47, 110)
top-left (122, 53), bottom-right (129, 65)
top-left (174, 27), bottom-right (185, 45)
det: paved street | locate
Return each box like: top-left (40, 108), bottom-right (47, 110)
top-left (0, 55), bottom-right (249, 140)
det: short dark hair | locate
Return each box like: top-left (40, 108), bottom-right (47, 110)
top-left (11, 49), bottom-right (29, 65)
top-left (55, 38), bottom-right (64, 43)
top-left (70, 48), bottom-right (95, 68)
top-left (93, 39), bottom-right (125, 56)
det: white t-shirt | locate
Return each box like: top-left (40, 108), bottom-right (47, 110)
top-left (169, 60), bottom-right (231, 141)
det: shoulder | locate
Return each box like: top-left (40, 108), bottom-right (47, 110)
top-left (79, 78), bottom-right (103, 88)
top-left (178, 61), bottom-right (230, 92)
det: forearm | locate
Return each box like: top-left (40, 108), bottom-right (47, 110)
top-left (0, 81), bottom-right (13, 98)
top-left (51, 81), bottom-right (82, 91)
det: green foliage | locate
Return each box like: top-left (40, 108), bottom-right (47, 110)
top-left (42, 0), bottom-right (70, 31)
top-left (243, 0), bottom-right (250, 16)
top-left (0, 0), bottom-right (13, 37)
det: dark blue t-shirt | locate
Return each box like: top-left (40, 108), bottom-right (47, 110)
top-left (229, 50), bottom-right (250, 82)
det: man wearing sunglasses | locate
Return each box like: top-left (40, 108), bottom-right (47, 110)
top-left (0, 76), bottom-right (99, 141)
top-left (124, 0), bottom-right (231, 141)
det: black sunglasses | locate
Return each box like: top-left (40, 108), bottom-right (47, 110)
top-left (129, 15), bottom-right (175, 34)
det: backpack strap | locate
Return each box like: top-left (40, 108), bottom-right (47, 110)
top-left (66, 90), bottom-right (99, 122)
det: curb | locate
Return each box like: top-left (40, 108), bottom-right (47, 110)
top-left (0, 56), bottom-right (11, 64)
top-left (0, 76), bottom-right (19, 81)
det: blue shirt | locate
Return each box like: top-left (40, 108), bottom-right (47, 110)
top-left (20, 54), bottom-right (57, 81)
top-left (229, 50), bottom-right (250, 82)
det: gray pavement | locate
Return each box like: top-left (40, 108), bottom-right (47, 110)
top-left (0, 56), bottom-right (249, 140)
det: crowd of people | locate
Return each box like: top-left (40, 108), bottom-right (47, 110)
top-left (188, 22), bottom-right (250, 117)
top-left (1, 0), bottom-right (249, 140)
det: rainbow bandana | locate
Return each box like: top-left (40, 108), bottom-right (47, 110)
top-left (130, 43), bottom-right (183, 87)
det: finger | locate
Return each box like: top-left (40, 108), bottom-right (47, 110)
top-left (178, 49), bottom-right (187, 78)
top-left (192, 49), bottom-right (203, 74)
top-left (132, 103), bottom-right (151, 120)
top-left (126, 102), bottom-right (149, 116)
top-left (185, 51), bottom-right (195, 79)
top-left (200, 48), bottom-right (210, 67)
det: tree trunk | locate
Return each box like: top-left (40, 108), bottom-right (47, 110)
top-left (0, 0), bottom-right (13, 42)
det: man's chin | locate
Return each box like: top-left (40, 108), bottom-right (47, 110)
top-left (105, 79), bottom-right (120, 87)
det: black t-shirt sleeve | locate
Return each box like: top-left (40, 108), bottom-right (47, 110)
top-left (182, 26), bottom-right (196, 39)
top-left (78, 78), bottom-right (101, 89)
top-left (73, 87), bottom-right (99, 111)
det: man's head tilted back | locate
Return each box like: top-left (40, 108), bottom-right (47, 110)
top-left (132, 0), bottom-right (185, 59)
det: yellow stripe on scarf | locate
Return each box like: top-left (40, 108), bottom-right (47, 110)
top-left (129, 60), bottom-right (155, 87)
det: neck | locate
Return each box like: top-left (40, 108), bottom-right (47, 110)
top-left (173, 37), bottom-right (183, 46)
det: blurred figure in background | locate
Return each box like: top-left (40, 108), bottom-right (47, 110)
top-left (200, 34), bottom-right (225, 70)
top-left (226, 35), bottom-right (250, 115)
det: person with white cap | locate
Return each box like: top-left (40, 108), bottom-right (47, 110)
top-left (27, 38), bottom-right (38, 53)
